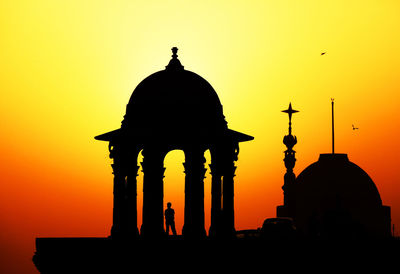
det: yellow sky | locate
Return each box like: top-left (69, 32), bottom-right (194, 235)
top-left (1, 1), bottom-right (400, 271)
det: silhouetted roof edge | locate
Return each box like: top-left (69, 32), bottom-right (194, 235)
top-left (227, 129), bottom-right (254, 142)
top-left (94, 129), bottom-right (121, 141)
top-left (94, 128), bottom-right (254, 142)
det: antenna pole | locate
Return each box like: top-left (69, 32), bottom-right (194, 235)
top-left (331, 98), bottom-right (335, 154)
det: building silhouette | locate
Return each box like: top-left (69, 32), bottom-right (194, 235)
top-left (276, 103), bottom-right (391, 239)
top-left (33, 48), bottom-right (254, 273)
top-left (94, 47), bottom-right (253, 239)
top-left (33, 49), bottom-right (394, 273)
top-left (291, 153), bottom-right (391, 238)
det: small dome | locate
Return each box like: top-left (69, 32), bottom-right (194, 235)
top-left (293, 153), bottom-right (390, 238)
top-left (122, 48), bottom-right (227, 137)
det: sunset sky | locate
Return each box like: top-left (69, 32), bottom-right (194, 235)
top-left (1, 1), bottom-right (400, 272)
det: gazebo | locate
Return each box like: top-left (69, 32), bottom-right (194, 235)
top-left (95, 48), bottom-right (253, 239)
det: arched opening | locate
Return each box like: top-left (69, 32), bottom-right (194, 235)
top-left (136, 149), bottom-right (144, 232)
top-left (163, 149), bottom-right (185, 235)
top-left (135, 148), bottom-right (212, 236)
top-left (204, 149), bottom-right (212, 235)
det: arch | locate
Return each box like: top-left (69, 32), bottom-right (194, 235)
top-left (203, 149), bottom-right (212, 235)
top-left (136, 149), bottom-right (144, 232)
top-left (163, 149), bottom-right (186, 235)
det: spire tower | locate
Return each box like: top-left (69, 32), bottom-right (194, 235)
top-left (277, 103), bottom-right (299, 218)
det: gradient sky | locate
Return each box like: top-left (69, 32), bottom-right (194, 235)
top-left (1, 1), bottom-right (400, 273)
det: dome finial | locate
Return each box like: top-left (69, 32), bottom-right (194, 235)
top-left (171, 47), bottom-right (178, 59)
top-left (166, 46), bottom-right (184, 70)
top-left (282, 102), bottom-right (299, 135)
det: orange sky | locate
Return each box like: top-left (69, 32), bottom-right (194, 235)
top-left (1, 1), bottom-right (400, 273)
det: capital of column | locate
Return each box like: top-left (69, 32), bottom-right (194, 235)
top-left (112, 162), bottom-right (130, 176)
top-left (223, 164), bottom-right (237, 178)
top-left (128, 165), bottom-right (140, 177)
top-left (141, 161), bottom-right (165, 177)
top-left (209, 162), bottom-right (222, 176)
top-left (220, 142), bottom-right (239, 168)
top-left (111, 163), bottom-right (120, 175)
top-left (183, 162), bottom-right (207, 178)
top-left (108, 143), bottom-right (116, 159)
top-left (109, 143), bottom-right (141, 176)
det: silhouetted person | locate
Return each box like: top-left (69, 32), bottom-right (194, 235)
top-left (165, 202), bottom-right (177, 236)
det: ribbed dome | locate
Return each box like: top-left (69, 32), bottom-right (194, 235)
top-left (121, 50), bottom-right (227, 137)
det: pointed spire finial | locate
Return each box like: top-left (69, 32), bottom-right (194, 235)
top-left (282, 102), bottom-right (299, 137)
top-left (282, 103), bottom-right (299, 124)
top-left (166, 46), bottom-right (184, 70)
top-left (171, 47), bottom-right (178, 59)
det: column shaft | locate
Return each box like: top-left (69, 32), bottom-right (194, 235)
top-left (221, 142), bottom-right (239, 238)
top-left (209, 162), bottom-right (222, 237)
top-left (222, 164), bottom-right (236, 237)
top-left (126, 165), bottom-right (140, 237)
top-left (141, 149), bottom-right (165, 238)
top-left (110, 143), bottom-right (140, 239)
top-left (183, 147), bottom-right (206, 239)
top-left (111, 163), bottom-right (126, 237)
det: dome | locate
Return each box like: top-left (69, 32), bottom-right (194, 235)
top-left (293, 153), bottom-right (391, 238)
top-left (296, 154), bottom-right (382, 207)
top-left (121, 48), bottom-right (227, 137)
top-left (94, 47), bottom-right (253, 144)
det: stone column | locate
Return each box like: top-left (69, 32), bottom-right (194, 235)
top-left (209, 159), bottom-right (222, 238)
top-left (221, 142), bottom-right (239, 238)
top-left (109, 143), bottom-right (128, 238)
top-left (182, 147), bottom-right (207, 239)
top-left (126, 163), bottom-right (140, 238)
top-left (109, 143), bottom-right (141, 239)
top-left (140, 148), bottom-right (165, 238)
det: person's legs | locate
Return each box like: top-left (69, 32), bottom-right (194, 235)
top-left (166, 223), bottom-right (170, 235)
top-left (171, 222), bottom-right (177, 236)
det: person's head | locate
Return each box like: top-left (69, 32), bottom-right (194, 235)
top-left (167, 202), bottom-right (172, 208)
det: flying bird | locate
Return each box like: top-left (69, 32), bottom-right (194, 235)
top-left (321, 52), bottom-right (327, 55)
top-left (352, 124), bottom-right (359, 130)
